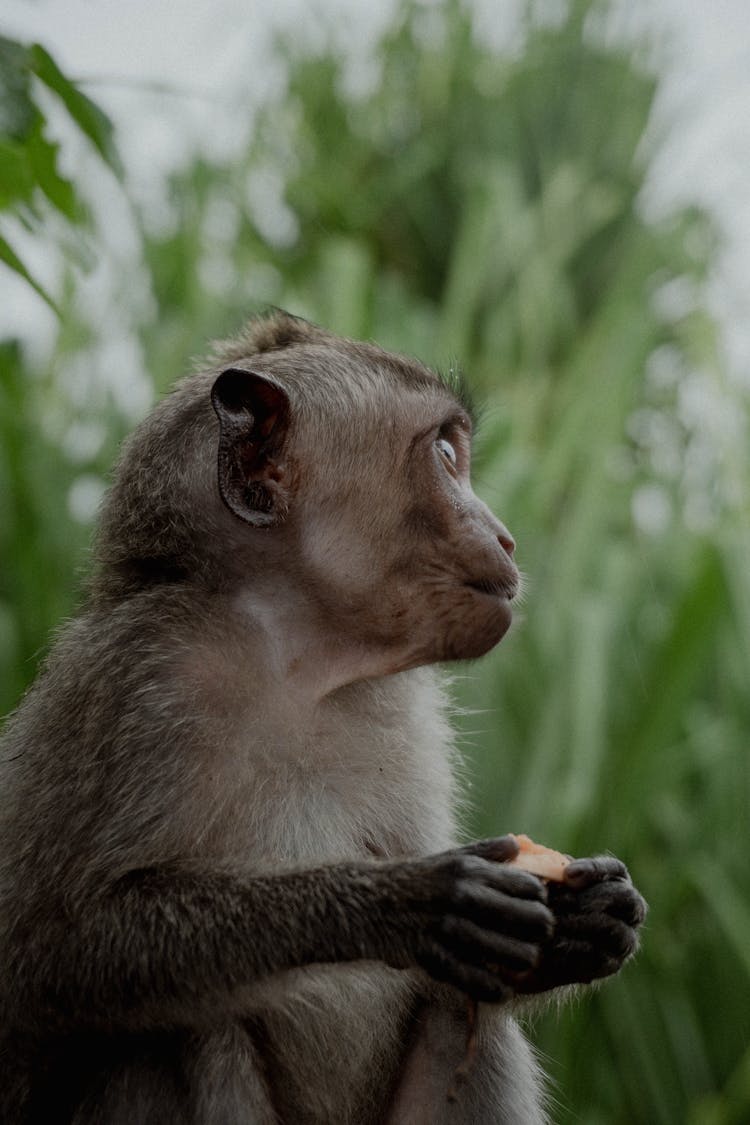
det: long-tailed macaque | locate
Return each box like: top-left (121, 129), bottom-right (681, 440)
top-left (0, 312), bottom-right (645, 1124)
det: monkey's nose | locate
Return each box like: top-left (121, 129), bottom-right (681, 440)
top-left (497, 527), bottom-right (515, 557)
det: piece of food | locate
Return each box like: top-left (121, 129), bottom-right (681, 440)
top-left (507, 833), bottom-right (571, 882)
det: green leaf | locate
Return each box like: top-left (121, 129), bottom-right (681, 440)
top-left (621, 546), bottom-right (728, 799)
top-left (0, 35), bottom-right (34, 138)
top-left (29, 44), bottom-right (123, 177)
top-left (690, 858), bottom-right (750, 984)
top-left (0, 232), bottom-right (59, 312)
top-left (26, 116), bottom-right (83, 221)
top-left (0, 138), bottom-right (35, 208)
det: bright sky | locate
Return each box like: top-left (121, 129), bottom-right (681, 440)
top-left (2, 0), bottom-right (750, 385)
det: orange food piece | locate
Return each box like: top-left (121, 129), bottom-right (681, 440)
top-left (508, 833), bottom-right (571, 882)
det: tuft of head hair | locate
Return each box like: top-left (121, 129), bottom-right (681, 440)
top-left (209, 309), bottom-right (335, 369)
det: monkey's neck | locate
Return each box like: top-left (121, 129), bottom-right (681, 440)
top-left (225, 586), bottom-right (417, 713)
top-left (162, 589), bottom-right (461, 860)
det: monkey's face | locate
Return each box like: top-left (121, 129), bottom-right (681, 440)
top-left (290, 389), bottom-right (520, 671)
top-left (212, 352), bottom-right (519, 679)
top-left (396, 412), bottom-right (520, 665)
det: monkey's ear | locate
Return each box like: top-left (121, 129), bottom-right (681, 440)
top-left (211, 368), bottom-right (291, 527)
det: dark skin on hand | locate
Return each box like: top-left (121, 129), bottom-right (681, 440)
top-left (441, 837), bottom-right (647, 1104)
top-left (410, 835), bottom-right (646, 1004)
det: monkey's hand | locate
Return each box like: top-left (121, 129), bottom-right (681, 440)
top-left (513, 856), bottom-right (647, 994)
top-left (380, 835), bottom-right (554, 1003)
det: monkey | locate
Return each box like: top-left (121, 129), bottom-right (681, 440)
top-left (0, 310), bottom-right (646, 1125)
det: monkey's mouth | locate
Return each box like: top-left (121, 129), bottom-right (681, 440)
top-left (465, 576), bottom-right (518, 601)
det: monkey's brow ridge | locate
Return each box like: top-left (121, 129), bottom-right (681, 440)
top-left (437, 364), bottom-right (478, 427)
top-left (375, 352), bottom-right (477, 427)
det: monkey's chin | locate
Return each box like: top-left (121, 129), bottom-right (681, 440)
top-left (477, 596), bottom-right (513, 650)
top-left (446, 595), bottom-right (513, 661)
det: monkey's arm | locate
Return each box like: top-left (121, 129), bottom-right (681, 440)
top-left (513, 856), bottom-right (647, 994)
top-left (6, 837), bottom-right (554, 1034)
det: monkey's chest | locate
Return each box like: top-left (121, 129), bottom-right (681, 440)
top-left (204, 756), bottom-right (449, 867)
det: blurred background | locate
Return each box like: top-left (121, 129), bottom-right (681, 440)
top-left (1, 1), bottom-right (749, 1121)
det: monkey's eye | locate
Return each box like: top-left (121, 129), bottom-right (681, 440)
top-left (436, 437), bottom-right (458, 469)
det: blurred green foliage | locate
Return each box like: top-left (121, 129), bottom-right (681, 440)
top-left (0, 33), bottom-right (120, 306)
top-left (1, 2), bottom-right (749, 1122)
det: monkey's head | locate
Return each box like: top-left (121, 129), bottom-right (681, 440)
top-left (94, 312), bottom-right (519, 677)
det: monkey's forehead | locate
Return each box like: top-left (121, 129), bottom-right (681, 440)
top-left (227, 340), bottom-right (474, 428)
